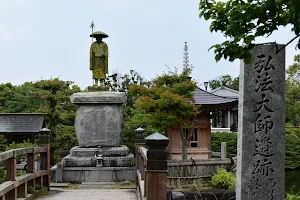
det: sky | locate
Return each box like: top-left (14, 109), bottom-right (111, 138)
top-left (0, 0), bottom-right (299, 90)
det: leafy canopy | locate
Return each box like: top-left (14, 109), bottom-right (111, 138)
top-left (286, 54), bottom-right (300, 127)
top-left (199, 0), bottom-right (300, 63)
top-left (209, 75), bottom-right (239, 90)
top-left (129, 67), bottom-right (200, 132)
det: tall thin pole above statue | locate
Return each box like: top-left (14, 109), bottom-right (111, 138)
top-left (90, 21), bottom-right (95, 43)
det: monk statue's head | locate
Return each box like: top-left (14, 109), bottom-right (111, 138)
top-left (95, 35), bottom-right (103, 42)
top-left (90, 31), bottom-right (109, 43)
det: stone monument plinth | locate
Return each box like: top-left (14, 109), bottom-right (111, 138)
top-left (62, 91), bottom-right (135, 182)
top-left (71, 92), bottom-right (124, 147)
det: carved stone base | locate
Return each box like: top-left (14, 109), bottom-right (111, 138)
top-left (62, 146), bottom-right (134, 167)
top-left (62, 167), bottom-right (135, 182)
top-left (70, 92), bottom-right (125, 147)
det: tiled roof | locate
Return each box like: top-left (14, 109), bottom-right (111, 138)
top-left (193, 88), bottom-right (238, 105)
top-left (210, 86), bottom-right (239, 98)
top-left (0, 114), bottom-right (45, 133)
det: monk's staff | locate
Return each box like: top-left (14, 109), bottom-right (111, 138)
top-left (90, 21), bottom-right (94, 43)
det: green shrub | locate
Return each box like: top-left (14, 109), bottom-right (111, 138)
top-left (211, 132), bottom-right (237, 156)
top-left (287, 193), bottom-right (300, 200)
top-left (6, 139), bottom-right (36, 151)
top-left (211, 130), bottom-right (300, 169)
top-left (16, 170), bottom-right (25, 177)
top-left (0, 135), bottom-right (6, 152)
top-left (211, 168), bottom-right (236, 191)
top-left (51, 125), bottom-right (78, 164)
top-left (0, 168), bottom-right (6, 184)
top-left (6, 140), bottom-right (36, 163)
top-left (185, 178), bottom-right (205, 190)
top-left (285, 133), bottom-right (300, 169)
top-left (35, 184), bottom-right (42, 190)
top-left (27, 186), bottom-right (35, 194)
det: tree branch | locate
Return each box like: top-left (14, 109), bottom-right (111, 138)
top-left (276, 35), bottom-right (300, 55)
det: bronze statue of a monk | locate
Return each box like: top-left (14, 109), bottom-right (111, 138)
top-left (89, 31), bottom-right (109, 86)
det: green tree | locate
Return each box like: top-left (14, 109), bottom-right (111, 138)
top-left (129, 67), bottom-right (200, 160)
top-left (0, 83), bottom-right (16, 112)
top-left (209, 75), bottom-right (239, 90)
top-left (286, 54), bottom-right (300, 127)
top-left (199, 0), bottom-right (300, 63)
top-left (105, 70), bottom-right (153, 152)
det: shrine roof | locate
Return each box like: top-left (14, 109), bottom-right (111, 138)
top-left (210, 86), bottom-right (239, 99)
top-left (193, 88), bottom-right (238, 109)
top-left (0, 114), bottom-right (45, 133)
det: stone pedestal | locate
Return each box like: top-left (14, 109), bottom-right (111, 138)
top-left (71, 92), bottom-right (125, 147)
top-left (62, 91), bottom-right (135, 182)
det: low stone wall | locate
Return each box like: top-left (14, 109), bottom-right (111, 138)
top-left (62, 166), bottom-right (135, 182)
top-left (211, 128), bottom-right (231, 133)
top-left (167, 189), bottom-right (235, 200)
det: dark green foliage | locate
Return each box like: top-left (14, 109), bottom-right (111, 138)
top-left (51, 125), bottom-right (78, 163)
top-left (212, 130), bottom-right (300, 169)
top-left (104, 70), bottom-right (152, 153)
top-left (286, 55), bottom-right (300, 127)
top-left (0, 78), bottom-right (81, 164)
top-left (0, 168), bottom-right (6, 184)
top-left (129, 67), bottom-right (199, 160)
top-left (27, 186), bottom-right (35, 194)
top-left (211, 132), bottom-right (237, 156)
top-left (0, 135), bottom-right (6, 152)
top-left (286, 129), bottom-right (300, 169)
top-left (199, 0), bottom-right (300, 63)
top-left (6, 139), bottom-right (36, 151)
top-left (209, 75), bottom-right (239, 91)
top-left (35, 184), bottom-right (42, 190)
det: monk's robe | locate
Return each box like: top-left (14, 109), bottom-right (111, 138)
top-left (89, 41), bottom-right (109, 80)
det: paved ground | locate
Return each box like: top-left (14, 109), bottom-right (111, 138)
top-left (37, 188), bottom-right (137, 200)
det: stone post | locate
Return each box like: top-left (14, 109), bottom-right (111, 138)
top-left (145, 133), bottom-right (169, 200)
top-left (39, 128), bottom-right (51, 147)
top-left (135, 127), bottom-right (145, 145)
top-left (221, 142), bottom-right (227, 159)
top-left (39, 128), bottom-right (51, 190)
top-left (236, 44), bottom-right (285, 200)
top-left (227, 110), bottom-right (231, 128)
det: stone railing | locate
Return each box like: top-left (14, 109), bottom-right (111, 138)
top-left (0, 128), bottom-right (51, 200)
top-left (167, 158), bottom-right (233, 188)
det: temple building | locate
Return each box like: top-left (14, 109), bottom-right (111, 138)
top-left (0, 114), bottom-right (45, 144)
top-left (166, 88), bottom-right (238, 160)
top-left (210, 86), bottom-right (239, 132)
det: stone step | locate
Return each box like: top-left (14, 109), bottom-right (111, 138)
top-left (80, 182), bottom-right (116, 189)
top-left (63, 153), bottom-right (134, 167)
top-left (50, 183), bottom-right (70, 187)
top-left (70, 146), bottom-right (130, 157)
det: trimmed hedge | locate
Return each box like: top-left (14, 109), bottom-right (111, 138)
top-left (211, 128), bottom-right (300, 169)
top-left (211, 132), bottom-right (237, 156)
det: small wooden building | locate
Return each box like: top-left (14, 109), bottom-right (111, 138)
top-left (210, 86), bottom-right (239, 131)
top-left (0, 114), bottom-right (45, 144)
top-left (166, 88), bottom-right (238, 160)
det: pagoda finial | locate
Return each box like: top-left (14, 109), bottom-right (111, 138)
top-left (183, 42), bottom-right (189, 68)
